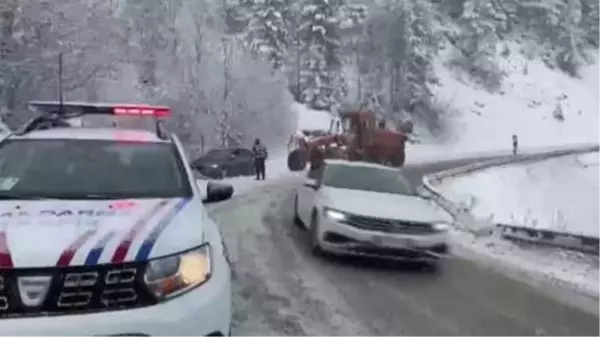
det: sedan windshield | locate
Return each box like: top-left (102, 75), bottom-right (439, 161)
top-left (322, 164), bottom-right (414, 195)
top-left (0, 139), bottom-right (192, 199)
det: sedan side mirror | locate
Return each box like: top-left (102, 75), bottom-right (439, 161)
top-left (203, 182), bottom-right (234, 203)
top-left (303, 179), bottom-right (318, 190)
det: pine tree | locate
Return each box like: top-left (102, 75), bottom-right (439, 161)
top-left (580, 0), bottom-right (599, 47)
top-left (453, 0), bottom-right (506, 90)
top-left (517, 0), bottom-right (590, 76)
top-left (243, 0), bottom-right (291, 71)
top-left (339, 3), bottom-right (367, 33)
top-left (553, 0), bottom-right (587, 76)
top-left (458, 0), bottom-right (505, 57)
top-left (517, 0), bottom-right (566, 35)
top-left (358, 6), bottom-right (389, 113)
top-left (404, 0), bottom-right (441, 112)
top-left (297, 0), bottom-right (345, 110)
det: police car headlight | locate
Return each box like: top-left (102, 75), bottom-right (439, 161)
top-left (144, 244), bottom-right (212, 300)
top-left (432, 222), bottom-right (450, 231)
top-left (324, 207), bottom-right (347, 221)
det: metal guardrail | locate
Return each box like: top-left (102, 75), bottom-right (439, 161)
top-left (496, 224), bottom-right (599, 254)
top-left (420, 144), bottom-right (600, 254)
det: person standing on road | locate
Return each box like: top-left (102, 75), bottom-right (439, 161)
top-left (252, 138), bottom-right (268, 180)
top-left (512, 134), bottom-right (518, 156)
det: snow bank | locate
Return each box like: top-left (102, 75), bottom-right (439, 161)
top-left (451, 230), bottom-right (599, 298)
top-left (434, 45), bottom-right (599, 152)
top-left (436, 152), bottom-right (599, 238)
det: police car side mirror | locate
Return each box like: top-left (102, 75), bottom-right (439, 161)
top-left (203, 182), bottom-right (234, 203)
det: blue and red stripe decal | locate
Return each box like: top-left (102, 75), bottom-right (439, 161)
top-left (135, 198), bottom-right (191, 261)
top-left (111, 199), bottom-right (169, 264)
top-left (0, 231), bottom-right (13, 269)
top-left (84, 231), bottom-right (116, 265)
top-left (56, 229), bottom-right (97, 267)
top-left (53, 198), bottom-right (188, 266)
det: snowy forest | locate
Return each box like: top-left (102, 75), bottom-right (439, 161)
top-left (0, 0), bottom-right (598, 148)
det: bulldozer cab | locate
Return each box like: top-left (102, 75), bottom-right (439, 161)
top-left (337, 110), bottom-right (376, 134)
top-left (326, 110), bottom-right (376, 152)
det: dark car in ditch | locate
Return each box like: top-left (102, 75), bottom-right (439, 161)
top-left (191, 147), bottom-right (255, 179)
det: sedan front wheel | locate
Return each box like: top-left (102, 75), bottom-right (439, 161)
top-left (293, 194), bottom-right (303, 228)
top-left (309, 211), bottom-right (324, 256)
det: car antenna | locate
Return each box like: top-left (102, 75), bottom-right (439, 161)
top-left (57, 52), bottom-right (64, 115)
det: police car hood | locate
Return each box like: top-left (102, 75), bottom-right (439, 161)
top-left (0, 198), bottom-right (202, 268)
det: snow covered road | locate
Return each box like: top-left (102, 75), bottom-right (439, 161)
top-left (205, 158), bottom-right (599, 336)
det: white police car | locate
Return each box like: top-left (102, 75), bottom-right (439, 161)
top-left (0, 101), bottom-right (233, 335)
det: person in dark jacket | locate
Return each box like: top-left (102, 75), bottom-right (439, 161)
top-left (252, 138), bottom-right (268, 180)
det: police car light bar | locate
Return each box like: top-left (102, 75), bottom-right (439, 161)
top-left (28, 101), bottom-right (171, 118)
top-left (21, 101), bottom-right (172, 139)
top-left (113, 106), bottom-right (171, 117)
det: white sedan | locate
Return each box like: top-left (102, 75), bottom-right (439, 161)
top-left (292, 159), bottom-right (452, 264)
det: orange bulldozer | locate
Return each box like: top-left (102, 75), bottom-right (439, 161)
top-left (287, 109), bottom-right (412, 171)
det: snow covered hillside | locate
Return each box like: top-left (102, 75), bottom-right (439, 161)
top-left (436, 151), bottom-right (600, 238)
top-left (433, 45), bottom-right (599, 152)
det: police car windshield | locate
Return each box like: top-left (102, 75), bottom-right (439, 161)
top-left (0, 139), bottom-right (193, 199)
top-left (322, 164), bottom-right (414, 196)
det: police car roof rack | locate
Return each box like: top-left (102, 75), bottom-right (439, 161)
top-left (17, 101), bottom-right (172, 140)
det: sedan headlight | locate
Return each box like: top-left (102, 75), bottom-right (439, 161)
top-left (210, 164), bottom-right (219, 168)
top-left (324, 207), bottom-right (348, 221)
top-left (144, 244), bottom-right (212, 300)
top-left (432, 222), bottom-right (450, 231)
